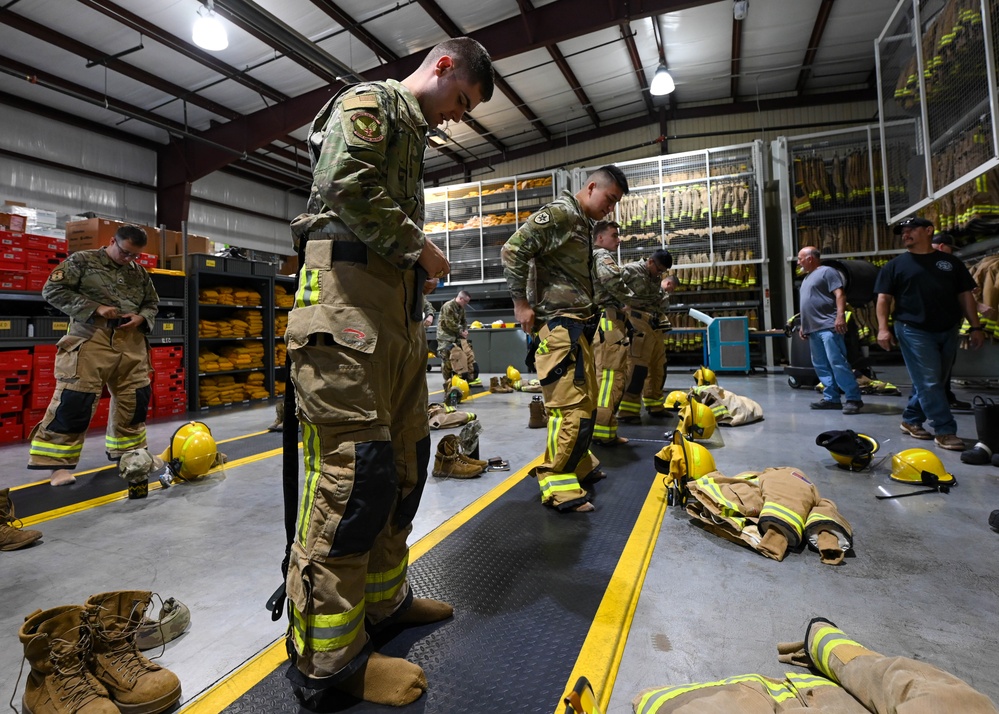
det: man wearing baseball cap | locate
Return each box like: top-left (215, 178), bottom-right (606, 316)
top-left (874, 216), bottom-right (984, 450)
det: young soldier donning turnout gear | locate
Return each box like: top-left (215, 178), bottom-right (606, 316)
top-left (875, 216), bottom-right (984, 452)
top-left (617, 250), bottom-right (674, 423)
top-left (27, 225), bottom-right (159, 487)
top-left (502, 165), bottom-right (629, 513)
top-left (283, 38), bottom-right (494, 708)
top-left (436, 289), bottom-right (480, 388)
top-left (590, 220), bottom-right (635, 446)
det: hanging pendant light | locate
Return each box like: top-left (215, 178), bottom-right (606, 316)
top-left (650, 64), bottom-right (675, 96)
top-left (193, 0), bottom-right (228, 52)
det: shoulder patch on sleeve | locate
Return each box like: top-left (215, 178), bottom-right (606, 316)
top-left (533, 210), bottom-right (551, 225)
top-left (49, 269), bottom-right (65, 282)
top-left (341, 94), bottom-right (385, 145)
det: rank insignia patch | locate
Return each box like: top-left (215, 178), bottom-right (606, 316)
top-left (533, 211), bottom-right (551, 225)
top-left (351, 111), bottom-right (384, 143)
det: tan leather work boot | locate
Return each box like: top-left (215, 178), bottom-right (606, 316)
top-left (433, 435), bottom-right (482, 478)
top-left (1, 487), bottom-right (42, 551)
top-left (84, 591), bottom-right (182, 714)
top-left (18, 605), bottom-right (118, 714)
top-left (528, 396), bottom-right (548, 429)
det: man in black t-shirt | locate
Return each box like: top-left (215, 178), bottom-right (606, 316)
top-left (875, 216), bottom-right (985, 451)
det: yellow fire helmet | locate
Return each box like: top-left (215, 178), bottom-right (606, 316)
top-left (506, 365), bottom-right (521, 383)
top-left (491, 319), bottom-right (505, 328)
top-left (664, 390), bottom-right (689, 410)
top-left (679, 397), bottom-right (717, 440)
top-left (815, 430), bottom-right (881, 471)
top-left (654, 429), bottom-right (717, 507)
top-left (159, 421), bottom-right (220, 481)
top-left (470, 320), bottom-right (484, 328)
top-left (693, 366), bottom-right (717, 386)
top-left (448, 375), bottom-right (470, 400)
top-left (890, 449), bottom-right (956, 487)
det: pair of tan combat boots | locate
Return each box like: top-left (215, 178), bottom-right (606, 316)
top-left (18, 590), bottom-right (182, 714)
top-left (488, 375), bottom-right (515, 393)
top-left (432, 434), bottom-right (487, 478)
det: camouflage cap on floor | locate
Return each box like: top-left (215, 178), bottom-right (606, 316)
top-left (136, 597), bottom-right (191, 651)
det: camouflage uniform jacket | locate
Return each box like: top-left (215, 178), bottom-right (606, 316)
top-left (592, 247), bottom-right (633, 310)
top-left (436, 299), bottom-right (466, 345)
top-left (291, 79), bottom-right (429, 269)
top-left (43, 248), bottom-right (159, 338)
top-left (501, 190), bottom-right (596, 325)
top-left (422, 297), bottom-right (436, 321)
top-left (621, 260), bottom-right (671, 320)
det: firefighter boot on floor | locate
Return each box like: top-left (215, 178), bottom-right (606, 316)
top-left (84, 590), bottom-right (182, 714)
top-left (433, 435), bottom-right (482, 478)
top-left (528, 395), bottom-right (548, 429)
top-left (18, 605), bottom-right (119, 714)
top-left (1, 487), bottom-right (42, 551)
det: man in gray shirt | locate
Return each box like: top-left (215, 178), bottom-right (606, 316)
top-left (797, 246), bottom-right (863, 414)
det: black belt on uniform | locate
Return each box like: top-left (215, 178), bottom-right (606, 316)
top-left (631, 309), bottom-right (659, 323)
top-left (331, 241), bottom-right (367, 264)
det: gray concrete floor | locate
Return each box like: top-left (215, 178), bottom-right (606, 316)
top-left (2, 365), bottom-right (998, 712)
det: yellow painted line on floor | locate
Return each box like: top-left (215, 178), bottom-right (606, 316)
top-left (552, 479), bottom-right (669, 714)
top-left (179, 456), bottom-right (541, 714)
top-left (21, 443), bottom-right (301, 527)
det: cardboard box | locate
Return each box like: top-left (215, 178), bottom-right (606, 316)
top-left (279, 254), bottom-right (299, 275)
top-left (164, 231), bottom-right (213, 257)
top-left (64, 218), bottom-right (161, 255)
top-left (0, 213), bottom-right (26, 233)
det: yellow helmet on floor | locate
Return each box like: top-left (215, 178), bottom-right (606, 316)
top-left (654, 430), bottom-right (717, 507)
top-left (506, 365), bottom-right (521, 383)
top-left (693, 366), bottom-right (717, 386)
top-left (679, 397), bottom-right (717, 440)
top-left (448, 376), bottom-right (470, 400)
top-left (664, 390), bottom-right (689, 410)
top-left (891, 449), bottom-right (956, 486)
top-left (159, 421), bottom-right (219, 481)
top-left (816, 430), bottom-right (880, 471)
top-left (470, 320), bottom-right (484, 328)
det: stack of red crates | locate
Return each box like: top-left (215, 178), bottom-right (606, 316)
top-left (23, 344), bottom-right (57, 437)
top-left (0, 349), bottom-right (32, 443)
top-left (150, 346), bottom-right (186, 418)
top-left (0, 230), bottom-right (67, 292)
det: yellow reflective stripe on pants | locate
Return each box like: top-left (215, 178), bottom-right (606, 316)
top-left (633, 673), bottom-right (795, 713)
top-left (546, 407), bottom-right (563, 460)
top-left (810, 624), bottom-right (860, 679)
top-left (290, 600), bottom-right (365, 653)
top-left (760, 502), bottom-right (805, 539)
top-left (538, 473), bottom-right (584, 501)
top-left (297, 421), bottom-right (323, 546)
top-left (294, 269), bottom-right (321, 307)
top-left (597, 369), bottom-right (615, 409)
top-left (29, 440), bottom-right (83, 460)
top-left (365, 552), bottom-right (408, 604)
top-left (105, 431), bottom-right (146, 451)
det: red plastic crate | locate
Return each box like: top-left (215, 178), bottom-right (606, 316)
top-left (0, 422), bottom-right (22, 443)
top-left (30, 385), bottom-right (56, 410)
top-left (0, 233), bottom-right (25, 250)
top-left (0, 272), bottom-right (25, 291)
top-left (0, 393), bottom-right (24, 412)
top-left (22, 409), bottom-right (45, 439)
top-left (25, 234), bottom-right (67, 252)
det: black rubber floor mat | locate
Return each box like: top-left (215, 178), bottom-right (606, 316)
top-left (220, 442), bottom-right (659, 713)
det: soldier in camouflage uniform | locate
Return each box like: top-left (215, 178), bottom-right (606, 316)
top-left (591, 220), bottom-right (635, 447)
top-left (436, 290), bottom-right (480, 389)
top-left (283, 38), bottom-right (494, 708)
top-left (617, 249), bottom-right (674, 423)
top-left (28, 224), bottom-right (158, 487)
top-left (502, 166), bottom-right (629, 513)
top-left (422, 296), bottom-right (435, 327)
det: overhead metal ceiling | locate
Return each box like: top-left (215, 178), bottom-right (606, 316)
top-left (0, 0), bottom-right (894, 228)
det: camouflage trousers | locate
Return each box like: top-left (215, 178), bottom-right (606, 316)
top-left (284, 237), bottom-right (430, 686)
top-left (28, 327), bottom-right (151, 469)
top-left (619, 313), bottom-right (666, 418)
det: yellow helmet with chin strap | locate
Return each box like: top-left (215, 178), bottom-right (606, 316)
top-left (654, 430), bottom-right (717, 506)
top-left (506, 365), bottom-right (521, 383)
top-left (816, 430), bottom-right (881, 471)
top-left (890, 449), bottom-right (956, 486)
top-left (664, 390), bottom-right (689, 410)
top-left (693, 366), bottom-right (717, 386)
top-left (678, 397), bottom-right (717, 440)
top-left (158, 421), bottom-right (220, 481)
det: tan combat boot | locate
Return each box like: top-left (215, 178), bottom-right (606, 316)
top-left (1, 487), bottom-right (42, 551)
top-left (489, 376), bottom-right (502, 393)
top-left (432, 435), bottom-right (482, 478)
top-left (19, 605), bottom-right (119, 714)
top-left (528, 396), bottom-right (548, 429)
top-left (84, 591), bottom-right (182, 714)
top-left (497, 375), bottom-right (515, 393)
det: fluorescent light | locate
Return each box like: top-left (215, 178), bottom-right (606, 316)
top-left (650, 65), bottom-right (675, 96)
top-left (429, 128), bottom-right (450, 147)
top-left (193, 2), bottom-right (228, 51)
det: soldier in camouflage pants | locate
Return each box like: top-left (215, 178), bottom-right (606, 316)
top-left (436, 289), bottom-right (479, 388)
top-left (27, 224), bottom-right (158, 488)
top-left (502, 166), bottom-right (629, 513)
top-left (284, 38), bottom-right (494, 708)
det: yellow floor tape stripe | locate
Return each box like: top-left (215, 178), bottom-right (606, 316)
top-left (552, 478), bottom-right (669, 714)
top-left (179, 456), bottom-right (541, 714)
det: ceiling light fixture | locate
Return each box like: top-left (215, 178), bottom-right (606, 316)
top-left (193, 0), bottom-right (228, 52)
top-left (428, 128), bottom-right (450, 147)
top-left (650, 64), bottom-right (675, 96)
top-left (733, 0), bottom-right (749, 21)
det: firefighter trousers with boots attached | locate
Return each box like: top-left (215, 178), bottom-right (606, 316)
top-left (439, 338), bottom-right (476, 387)
top-left (285, 238), bottom-right (436, 706)
top-left (594, 308), bottom-right (629, 442)
top-left (618, 314), bottom-right (666, 420)
top-left (532, 318), bottom-right (600, 511)
top-left (28, 327), bottom-right (151, 470)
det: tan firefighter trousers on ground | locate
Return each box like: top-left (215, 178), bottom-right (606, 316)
top-left (532, 317), bottom-right (599, 511)
top-left (284, 237), bottom-right (430, 685)
top-left (440, 338), bottom-right (475, 384)
top-left (28, 325), bottom-right (151, 469)
top-left (594, 307), bottom-right (629, 441)
top-left (618, 312), bottom-right (666, 419)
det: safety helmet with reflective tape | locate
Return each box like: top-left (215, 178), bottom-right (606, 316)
top-left (158, 421), bottom-right (219, 480)
top-left (815, 430), bottom-right (880, 471)
top-left (890, 449), bottom-right (956, 487)
top-left (664, 390), bottom-right (689, 410)
top-left (654, 430), bottom-right (717, 507)
top-left (693, 366), bottom-right (717, 386)
top-left (506, 365), bottom-right (521, 383)
top-left (678, 397), bottom-right (717, 440)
